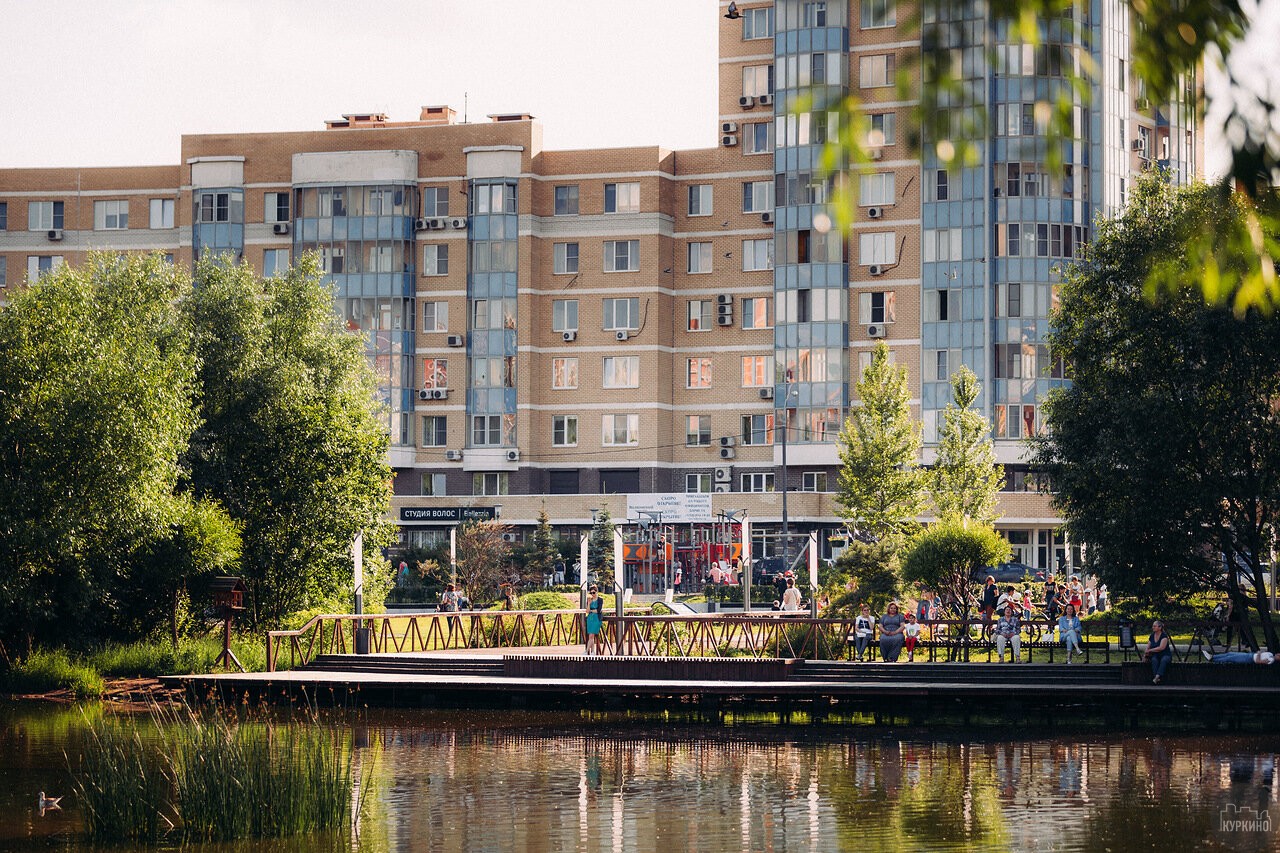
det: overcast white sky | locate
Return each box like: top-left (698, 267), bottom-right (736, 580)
top-left (1, 0), bottom-right (1276, 174)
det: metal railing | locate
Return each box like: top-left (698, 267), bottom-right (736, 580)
top-left (265, 612), bottom-right (1240, 671)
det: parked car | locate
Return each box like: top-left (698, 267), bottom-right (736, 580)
top-left (971, 562), bottom-right (1044, 584)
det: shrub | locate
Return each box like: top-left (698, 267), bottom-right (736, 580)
top-left (517, 591), bottom-right (576, 610)
top-left (3, 649), bottom-right (104, 697)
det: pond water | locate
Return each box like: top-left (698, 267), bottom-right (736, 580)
top-left (2, 701), bottom-right (1278, 852)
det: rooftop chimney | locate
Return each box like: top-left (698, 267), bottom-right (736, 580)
top-left (419, 105), bottom-right (457, 125)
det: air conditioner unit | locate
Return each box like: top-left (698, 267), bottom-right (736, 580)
top-left (867, 207), bottom-right (883, 219)
top-left (716, 314), bottom-right (734, 327)
top-left (721, 134), bottom-right (739, 147)
top-left (720, 447), bottom-right (736, 460)
top-left (446, 334), bottom-right (465, 347)
top-left (1136, 97), bottom-right (1151, 110)
top-left (414, 217), bottom-right (431, 231)
top-left (505, 449), bottom-right (520, 462)
top-left (272, 222), bottom-right (290, 235)
top-left (719, 436), bottom-right (736, 447)
top-left (502, 532), bottom-right (518, 542)
top-left (761, 211), bottom-right (773, 224)
top-left (739, 95), bottom-right (756, 109)
top-left (868, 264), bottom-right (885, 277)
top-left (759, 387), bottom-right (774, 400)
top-left (562, 330), bottom-right (577, 342)
top-left (721, 121), bottom-right (738, 134)
top-left (1131, 139), bottom-right (1145, 152)
top-left (430, 388), bottom-right (450, 400)
top-left (418, 389), bottom-right (432, 401)
top-left (868, 149), bottom-right (883, 161)
top-left (714, 466), bottom-right (732, 483)
top-left (445, 450), bottom-right (463, 461)
top-left (47, 229), bottom-right (63, 241)
top-left (713, 483), bottom-right (731, 493)
top-left (867, 324), bottom-right (886, 338)
top-left (717, 294), bottom-right (733, 305)
top-left (993, 187), bottom-right (1002, 197)
top-left (427, 217), bottom-right (448, 230)
top-left (758, 93), bottom-right (773, 106)
top-left (615, 330), bottom-right (630, 341)
top-left (450, 217), bottom-right (468, 230)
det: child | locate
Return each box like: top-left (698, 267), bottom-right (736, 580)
top-left (903, 612), bottom-right (921, 662)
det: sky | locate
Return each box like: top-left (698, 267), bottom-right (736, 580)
top-left (0, 0), bottom-right (1276, 174)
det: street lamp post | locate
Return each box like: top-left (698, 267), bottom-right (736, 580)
top-left (780, 377), bottom-right (798, 569)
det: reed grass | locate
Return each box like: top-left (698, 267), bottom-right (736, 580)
top-left (3, 648), bottom-right (105, 697)
top-left (72, 704), bottom-right (358, 843)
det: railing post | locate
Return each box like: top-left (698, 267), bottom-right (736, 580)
top-left (266, 633), bottom-right (275, 672)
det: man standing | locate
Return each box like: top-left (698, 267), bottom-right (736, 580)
top-left (1044, 575), bottom-right (1059, 622)
top-left (980, 576), bottom-right (999, 625)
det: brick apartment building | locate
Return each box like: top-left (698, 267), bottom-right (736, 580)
top-left (0, 1), bottom-right (1199, 588)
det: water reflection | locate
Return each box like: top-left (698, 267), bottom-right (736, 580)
top-left (2, 703), bottom-right (1278, 852)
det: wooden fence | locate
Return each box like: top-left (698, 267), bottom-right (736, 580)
top-left (266, 610), bottom-right (1238, 671)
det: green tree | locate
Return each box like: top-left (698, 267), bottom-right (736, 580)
top-left (931, 366), bottom-right (1004, 525)
top-left (0, 253), bottom-right (199, 650)
top-left (449, 520), bottom-right (514, 606)
top-left (526, 506), bottom-right (559, 586)
top-left (587, 508), bottom-right (616, 588)
top-left (901, 519), bottom-right (1011, 657)
top-left (1030, 176), bottom-right (1280, 650)
top-left (827, 539), bottom-right (901, 614)
top-left (182, 255), bottom-right (393, 629)
top-left (835, 342), bottom-right (925, 542)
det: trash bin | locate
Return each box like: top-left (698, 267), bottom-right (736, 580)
top-left (355, 625), bottom-right (371, 655)
top-left (707, 598), bottom-right (717, 613)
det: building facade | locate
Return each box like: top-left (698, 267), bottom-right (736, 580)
top-left (0, 1), bottom-right (1199, 582)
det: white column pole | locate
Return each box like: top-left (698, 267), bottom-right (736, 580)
top-left (742, 515), bottom-right (752, 614)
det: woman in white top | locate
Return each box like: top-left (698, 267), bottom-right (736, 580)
top-left (781, 577), bottom-right (802, 611)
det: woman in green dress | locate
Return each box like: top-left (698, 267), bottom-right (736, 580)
top-left (585, 585), bottom-right (604, 654)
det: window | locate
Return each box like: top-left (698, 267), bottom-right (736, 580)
top-left (602, 414), bottom-right (639, 446)
top-left (603, 356), bottom-right (640, 389)
top-left (741, 413), bottom-right (775, 445)
top-left (0, 202), bottom-right (7, 230)
top-left (687, 242), bottom-right (712, 273)
top-left (803, 1), bottom-right (827, 26)
top-left (552, 299), bottom-right (578, 332)
top-left (741, 355), bottom-right (773, 387)
top-left (743, 181), bottom-right (772, 213)
top-left (687, 358), bottom-right (713, 388)
top-left (603, 240), bottom-right (639, 272)
top-left (196, 192), bottom-right (232, 223)
top-left (423, 301), bottom-right (448, 332)
top-left (686, 473), bottom-right (713, 493)
top-left (28, 201), bottom-right (64, 231)
top-left (423, 244), bottom-right (449, 275)
top-left (149, 198), bottom-right (174, 229)
top-left (801, 472), bottom-right (828, 492)
top-left (742, 297), bottom-right (771, 329)
top-left (470, 356), bottom-right (515, 389)
top-left (923, 228), bottom-right (963, 262)
top-left (93, 200), bottom-right (129, 230)
top-left (688, 185), bottom-right (713, 216)
top-left (421, 473), bottom-right (447, 496)
top-left (686, 415), bottom-right (711, 446)
top-left (861, 0), bottom-right (895, 27)
top-left (552, 357), bottom-right (579, 389)
top-left (0, 257), bottom-right (6, 287)
top-left (742, 5), bottom-right (773, 38)
top-left (422, 187), bottom-right (448, 217)
top-left (934, 349), bottom-right (950, 382)
top-left (741, 472), bottom-right (776, 493)
top-left (549, 470), bottom-right (580, 495)
top-left (868, 113), bottom-right (896, 147)
top-left (744, 122), bottom-right (774, 155)
top-left (859, 291), bottom-right (897, 324)
top-left (553, 242), bottom-right (579, 274)
top-left (859, 232), bottom-right (897, 266)
top-left (859, 54), bottom-right (895, 88)
top-left (602, 297), bottom-right (640, 330)
top-left (603, 182), bottom-right (639, 213)
top-left (26, 255), bottom-right (63, 281)
top-left (471, 415), bottom-right (503, 446)
top-left (927, 289), bottom-right (960, 322)
top-left (472, 182), bottom-right (516, 215)
top-left (859, 173), bottom-right (895, 206)
top-left (473, 472), bottom-right (509, 496)
top-left (422, 358), bottom-right (448, 389)
top-left (553, 185), bottom-right (579, 216)
top-left (263, 249), bottom-right (289, 277)
top-left (742, 65), bottom-right (774, 98)
top-left (265, 192), bottom-right (290, 223)
top-left (687, 300), bottom-right (712, 331)
top-left (743, 238), bottom-right (774, 271)
top-left (553, 415), bottom-right (578, 447)
top-left (321, 245), bottom-right (345, 273)
top-left (422, 416), bottom-right (447, 447)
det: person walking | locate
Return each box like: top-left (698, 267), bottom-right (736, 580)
top-left (1058, 604), bottom-right (1084, 662)
top-left (585, 585), bottom-right (605, 655)
top-left (995, 605), bottom-right (1022, 663)
top-left (1043, 575), bottom-right (1059, 622)
top-left (1143, 619), bottom-right (1174, 684)
top-left (879, 601), bottom-right (906, 662)
top-left (853, 604), bottom-right (875, 662)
